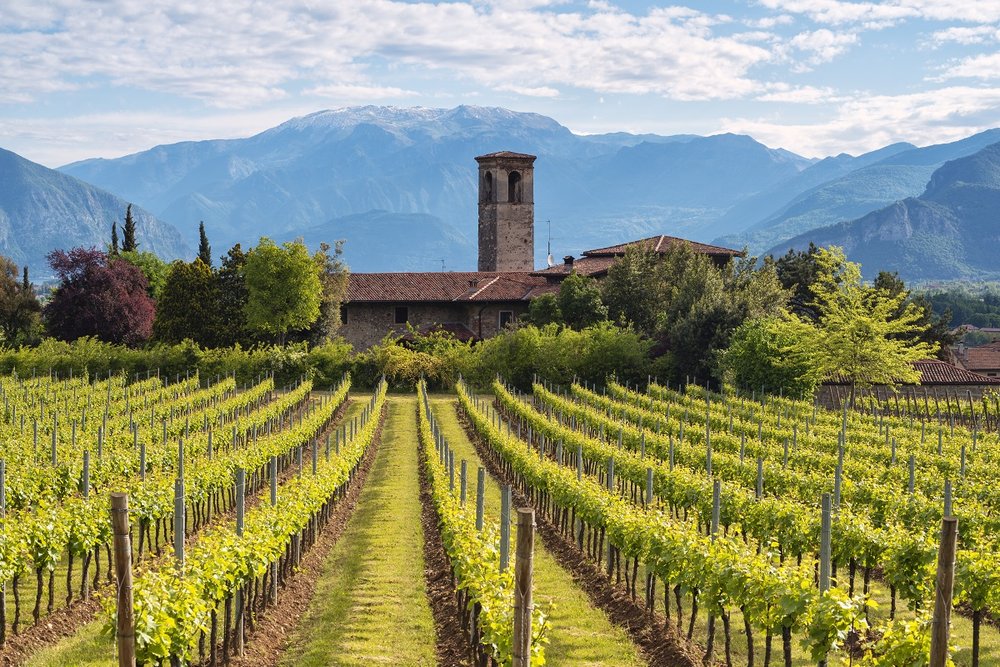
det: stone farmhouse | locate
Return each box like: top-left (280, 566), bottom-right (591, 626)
top-left (339, 151), bottom-right (743, 350)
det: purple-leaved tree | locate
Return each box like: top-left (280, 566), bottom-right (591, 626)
top-left (44, 247), bottom-right (155, 346)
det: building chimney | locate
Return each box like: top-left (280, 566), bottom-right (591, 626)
top-left (563, 255), bottom-right (574, 269)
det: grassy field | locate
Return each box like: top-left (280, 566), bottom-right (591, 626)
top-left (277, 396), bottom-right (437, 667)
top-left (429, 395), bottom-right (646, 667)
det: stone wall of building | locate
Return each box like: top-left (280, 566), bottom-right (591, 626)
top-left (339, 301), bottom-right (530, 350)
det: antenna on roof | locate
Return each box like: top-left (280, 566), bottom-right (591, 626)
top-left (546, 219), bottom-right (555, 267)
top-left (439, 259), bottom-right (446, 272)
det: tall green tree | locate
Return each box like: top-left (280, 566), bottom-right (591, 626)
top-left (602, 244), bottom-right (788, 386)
top-left (776, 247), bottom-right (938, 406)
top-left (215, 243), bottom-right (251, 346)
top-left (110, 222), bottom-right (120, 256)
top-left (198, 222), bottom-right (212, 267)
top-left (873, 271), bottom-right (956, 357)
top-left (774, 242), bottom-right (823, 320)
top-left (557, 272), bottom-right (607, 330)
top-left (0, 258), bottom-right (42, 345)
top-left (243, 238), bottom-right (322, 344)
top-left (122, 204), bottom-right (138, 252)
top-left (154, 259), bottom-right (223, 345)
top-left (525, 293), bottom-right (562, 327)
top-left (306, 241), bottom-right (348, 344)
top-left (721, 317), bottom-right (819, 398)
top-left (601, 246), bottom-right (665, 333)
top-left (118, 250), bottom-right (169, 300)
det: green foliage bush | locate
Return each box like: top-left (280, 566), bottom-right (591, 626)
top-left (0, 337), bottom-right (353, 388)
top-left (0, 322), bottom-right (657, 393)
top-left (466, 322), bottom-right (658, 390)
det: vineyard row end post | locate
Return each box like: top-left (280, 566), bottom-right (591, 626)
top-left (111, 492), bottom-right (136, 667)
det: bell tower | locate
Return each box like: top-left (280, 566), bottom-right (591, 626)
top-left (476, 151), bottom-right (536, 272)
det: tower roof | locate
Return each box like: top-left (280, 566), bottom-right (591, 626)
top-left (475, 151), bottom-right (536, 162)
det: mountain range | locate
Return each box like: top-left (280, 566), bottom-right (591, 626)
top-left (767, 142), bottom-right (1000, 281)
top-left (0, 148), bottom-right (188, 278)
top-left (4, 104), bottom-right (1000, 281)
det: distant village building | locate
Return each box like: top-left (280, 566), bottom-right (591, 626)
top-left (339, 151), bottom-right (743, 350)
top-left (956, 339), bottom-right (1000, 377)
top-left (817, 358), bottom-right (1000, 409)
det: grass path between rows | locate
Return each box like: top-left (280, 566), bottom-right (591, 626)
top-left (277, 395), bottom-right (437, 667)
top-left (429, 395), bottom-right (646, 667)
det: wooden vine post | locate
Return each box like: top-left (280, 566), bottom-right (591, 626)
top-left (234, 468), bottom-right (246, 656)
top-left (930, 517), bottom-right (958, 667)
top-left (512, 508), bottom-right (535, 667)
top-left (111, 492), bottom-right (136, 667)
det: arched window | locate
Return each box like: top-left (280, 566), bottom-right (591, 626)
top-left (508, 171), bottom-right (522, 203)
top-left (482, 171), bottom-right (493, 203)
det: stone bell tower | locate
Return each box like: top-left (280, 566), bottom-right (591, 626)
top-left (476, 151), bottom-right (536, 272)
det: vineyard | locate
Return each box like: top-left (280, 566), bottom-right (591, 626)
top-left (0, 369), bottom-right (997, 666)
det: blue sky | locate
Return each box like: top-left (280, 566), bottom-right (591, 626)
top-left (4, 0), bottom-right (1000, 166)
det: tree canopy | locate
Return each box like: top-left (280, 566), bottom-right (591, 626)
top-left (775, 247), bottom-right (938, 404)
top-left (243, 238), bottom-right (322, 344)
top-left (306, 241), bottom-right (348, 344)
top-left (44, 248), bottom-right (154, 346)
top-left (122, 204), bottom-right (138, 252)
top-left (0, 259), bottom-right (41, 345)
top-left (198, 222), bottom-right (212, 267)
top-left (118, 250), bottom-right (169, 300)
top-left (154, 259), bottom-right (223, 346)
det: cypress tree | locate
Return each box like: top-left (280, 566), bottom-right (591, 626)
top-left (122, 204), bottom-right (138, 252)
top-left (197, 221), bottom-right (212, 267)
top-left (111, 221), bottom-right (120, 255)
top-left (22, 266), bottom-right (29, 291)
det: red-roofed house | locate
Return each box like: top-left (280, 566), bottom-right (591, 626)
top-left (957, 340), bottom-right (1000, 377)
top-left (339, 151), bottom-right (744, 349)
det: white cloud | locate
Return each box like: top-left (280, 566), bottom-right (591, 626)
top-left (305, 84), bottom-right (418, 100)
top-left (929, 25), bottom-right (1000, 46)
top-left (758, 0), bottom-right (1000, 25)
top-left (744, 14), bottom-right (795, 29)
top-left (722, 86), bottom-right (1000, 156)
top-left (496, 85), bottom-right (561, 98)
top-left (937, 52), bottom-right (1000, 80)
top-left (0, 0), bottom-right (777, 107)
top-left (787, 28), bottom-right (858, 66)
top-left (757, 84), bottom-right (840, 103)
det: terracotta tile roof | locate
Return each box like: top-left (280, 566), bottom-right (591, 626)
top-left (825, 359), bottom-right (1000, 386)
top-left (475, 151), bottom-right (536, 160)
top-left (582, 235), bottom-right (744, 258)
top-left (346, 272), bottom-right (548, 303)
top-left (914, 358), bottom-right (1000, 384)
top-left (962, 341), bottom-right (1000, 371)
top-left (531, 256), bottom-right (617, 277)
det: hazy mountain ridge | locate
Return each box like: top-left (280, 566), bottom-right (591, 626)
top-left (59, 106), bottom-right (814, 271)
top-left (0, 148), bottom-right (189, 279)
top-left (715, 129), bottom-right (1000, 253)
top-left (767, 142), bottom-right (1000, 281)
top-left (20, 104), bottom-right (1000, 279)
